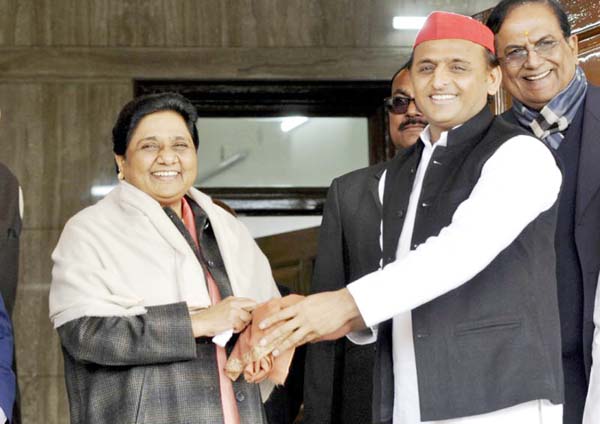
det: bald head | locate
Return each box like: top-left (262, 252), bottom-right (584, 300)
top-left (388, 69), bottom-right (427, 149)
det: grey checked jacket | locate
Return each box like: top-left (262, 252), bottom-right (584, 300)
top-left (57, 200), bottom-right (269, 424)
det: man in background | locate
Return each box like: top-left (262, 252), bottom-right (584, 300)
top-left (387, 66), bottom-right (427, 150)
top-left (486, 2), bottom-right (600, 422)
top-left (302, 65), bottom-right (425, 423)
top-left (1, 116), bottom-right (22, 424)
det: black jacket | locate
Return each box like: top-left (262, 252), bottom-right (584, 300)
top-left (373, 108), bottom-right (564, 422)
top-left (303, 162), bottom-right (385, 424)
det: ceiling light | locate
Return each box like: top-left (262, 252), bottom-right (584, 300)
top-left (393, 16), bottom-right (427, 30)
top-left (280, 116), bottom-right (308, 133)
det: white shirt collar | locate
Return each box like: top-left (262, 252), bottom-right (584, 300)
top-left (419, 124), bottom-right (463, 149)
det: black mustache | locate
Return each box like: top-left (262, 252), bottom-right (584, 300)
top-left (399, 117), bottom-right (428, 131)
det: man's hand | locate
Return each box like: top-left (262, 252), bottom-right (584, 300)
top-left (257, 288), bottom-right (363, 356)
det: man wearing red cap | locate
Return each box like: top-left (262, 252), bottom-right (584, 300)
top-left (260, 11), bottom-right (564, 423)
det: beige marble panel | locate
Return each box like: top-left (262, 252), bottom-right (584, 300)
top-left (18, 229), bottom-right (60, 289)
top-left (13, 284), bottom-right (64, 378)
top-left (178, 0), bottom-right (226, 47)
top-left (0, 82), bottom-right (132, 229)
top-left (19, 375), bottom-right (69, 424)
top-left (0, 0), bottom-right (503, 48)
top-left (0, 46), bottom-right (410, 82)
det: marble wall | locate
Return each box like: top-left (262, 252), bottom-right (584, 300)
top-left (0, 0), bottom-right (517, 422)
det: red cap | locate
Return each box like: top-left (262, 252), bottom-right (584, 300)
top-left (414, 11), bottom-right (495, 54)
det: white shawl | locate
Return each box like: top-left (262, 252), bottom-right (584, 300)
top-left (49, 181), bottom-right (280, 328)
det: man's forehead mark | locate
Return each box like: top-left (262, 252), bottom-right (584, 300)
top-left (503, 33), bottom-right (556, 50)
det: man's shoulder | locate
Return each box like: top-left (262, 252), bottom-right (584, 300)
top-left (584, 84), bottom-right (600, 113)
top-left (0, 162), bottom-right (18, 187)
top-left (334, 161), bottom-right (387, 186)
top-left (499, 108), bottom-right (518, 125)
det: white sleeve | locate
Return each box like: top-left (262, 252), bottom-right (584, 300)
top-left (0, 406), bottom-right (6, 423)
top-left (583, 275), bottom-right (600, 424)
top-left (347, 135), bottom-right (562, 327)
top-left (346, 325), bottom-right (378, 345)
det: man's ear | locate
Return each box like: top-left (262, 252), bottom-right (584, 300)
top-left (487, 65), bottom-right (503, 97)
top-left (567, 34), bottom-right (578, 58)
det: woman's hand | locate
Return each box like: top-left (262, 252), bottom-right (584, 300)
top-left (190, 297), bottom-right (257, 338)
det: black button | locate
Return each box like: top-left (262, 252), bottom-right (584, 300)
top-left (416, 333), bottom-right (429, 339)
top-left (432, 160), bottom-right (442, 166)
top-left (207, 259), bottom-right (216, 267)
top-left (411, 244), bottom-right (418, 249)
top-left (397, 209), bottom-right (405, 218)
top-left (410, 168), bottom-right (416, 174)
top-left (387, 256), bottom-right (395, 263)
top-left (236, 391), bottom-right (245, 402)
top-left (421, 202), bottom-right (430, 208)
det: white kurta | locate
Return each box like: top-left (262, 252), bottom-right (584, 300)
top-left (348, 127), bottom-right (563, 423)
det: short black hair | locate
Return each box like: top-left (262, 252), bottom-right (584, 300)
top-left (112, 92), bottom-right (199, 156)
top-left (486, 0), bottom-right (571, 37)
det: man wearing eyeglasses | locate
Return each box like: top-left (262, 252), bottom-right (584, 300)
top-left (486, 2), bottom-right (600, 423)
top-left (386, 66), bottom-right (428, 150)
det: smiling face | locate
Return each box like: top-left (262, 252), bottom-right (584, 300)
top-left (389, 69), bottom-right (428, 149)
top-left (410, 39), bottom-right (501, 141)
top-left (115, 110), bottom-right (198, 213)
top-left (495, 2), bottom-right (578, 110)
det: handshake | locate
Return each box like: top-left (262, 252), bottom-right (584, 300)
top-left (225, 290), bottom-right (363, 385)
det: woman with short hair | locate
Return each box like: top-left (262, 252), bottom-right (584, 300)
top-left (49, 92), bottom-right (279, 424)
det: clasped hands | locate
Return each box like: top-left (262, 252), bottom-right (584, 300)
top-left (189, 288), bottom-right (365, 355)
top-left (257, 288), bottom-right (365, 357)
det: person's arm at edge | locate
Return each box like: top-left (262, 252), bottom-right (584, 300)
top-left (0, 296), bottom-right (15, 423)
top-left (583, 274), bottom-right (600, 423)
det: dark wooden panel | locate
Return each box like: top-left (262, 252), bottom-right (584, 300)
top-left (135, 79), bottom-right (390, 116)
top-left (561, 0), bottom-right (600, 38)
top-left (205, 188), bottom-right (327, 215)
top-left (256, 227), bottom-right (319, 294)
top-left (256, 227), bottom-right (320, 265)
top-left (580, 32), bottom-right (600, 86)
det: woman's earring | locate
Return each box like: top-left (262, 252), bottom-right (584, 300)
top-left (118, 169), bottom-right (124, 181)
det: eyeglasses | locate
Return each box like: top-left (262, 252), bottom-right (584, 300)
top-left (384, 95), bottom-right (416, 115)
top-left (499, 38), bottom-right (560, 68)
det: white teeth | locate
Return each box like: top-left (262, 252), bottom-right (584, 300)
top-left (431, 94), bottom-right (456, 100)
top-left (153, 171), bottom-right (178, 177)
top-left (524, 70), bottom-right (551, 81)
